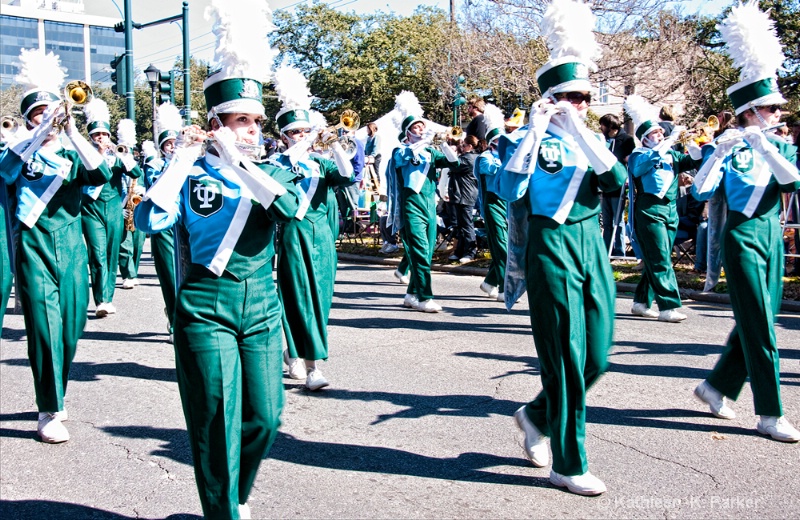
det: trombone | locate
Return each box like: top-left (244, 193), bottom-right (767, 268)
top-left (53, 80), bottom-right (93, 132)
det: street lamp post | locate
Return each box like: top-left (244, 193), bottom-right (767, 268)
top-left (144, 64), bottom-right (160, 147)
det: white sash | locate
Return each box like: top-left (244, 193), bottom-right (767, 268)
top-left (22, 148), bottom-right (71, 228)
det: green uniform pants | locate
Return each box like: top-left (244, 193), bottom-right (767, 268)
top-left (522, 217), bottom-right (614, 477)
top-left (118, 227), bottom-right (145, 280)
top-left (706, 213), bottom-right (784, 416)
top-left (1, 204), bottom-right (11, 326)
top-left (17, 219), bottom-right (89, 412)
top-left (174, 265), bottom-right (284, 519)
top-left (81, 196), bottom-right (123, 305)
top-left (151, 229), bottom-right (176, 330)
top-left (482, 192), bottom-right (508, 292)
top-left (401, 185), bottom-right (437, 302)
top-left (633, 195), bottom-right (681, 310)
top-left (397, 252), bottom-right (410, 276)
top-left (278, 214), bottom-right (336, 361)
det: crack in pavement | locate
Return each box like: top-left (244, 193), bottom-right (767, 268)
top-left (591, 433), bottom-right (723, 488)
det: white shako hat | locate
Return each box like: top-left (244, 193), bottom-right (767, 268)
top-left (623, 95), bottom-right (662, 141)
top-left (156, 102), bottom-right (183, 148)
top-left (274, 64), bottom-right (313, 133)
top-left (203, 0), bottom-right (277, 121)
top-left (483, 103), bottom-right (506, 143)
top-left (84, 97), bottom-right (111, 135)
top-left (394, 91), bottom-right (425, 136)
top-left (720, 1), bottom-right (787, 115)
top-left (535, 0), bottom-right (601, 99)
top-left (15, 48), bottom-right (66, 122)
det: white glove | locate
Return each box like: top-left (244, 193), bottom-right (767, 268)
top-left (122, 208), bottom-right (131, 219)
top-left (65, 121), bottom-right (105, 170)
top-left (439, 142), bottom-right (459, 163)
top-left (212, 126), bottom-right (242, 165)
top-left (118, 152), bottom-right (138, 172)
top-left (330, 141), bottom-right (354, 179)
top-left (743, 126), bottom-right (800, 184)
top-left (711, 138), bottom-right (739, 159)
top-left (14, 102), bottom-right (64, 162)
top-left (505, 101), bottom-right (553, 174)
top-left (555, 102), bottom-right (617, 174)
top-left (686, 140), bottom-right (703, 161)
top-left (134, 184), bottom-right (146, 197)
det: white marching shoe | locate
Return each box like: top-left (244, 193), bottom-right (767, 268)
top-left (415, 299), bottom-right (442, 313)
top-left (95, 303), bottom-right (109, 318)
top-left (496, 292), bottom-right (505, 303)
top-left (631, 302), bottom-right (658, 318)
top-left (513, 406), bottom-right (549, 468)
top-left (757, 416), bottom-right (800, 442)
top-left (283, 350), bottom-right (307, 380)
top-left (122, 278), bottom-right (137, 289)
top-left (549, 470), bottom-right (606, 496)
top-left (479, 282), bottom-right (499, 298)
top-left (305, 368), bottom-right (330, 391)
top-left (238, 503), bottom-right (251, 519)
top-left (658, 308), bottom-right (687, 322)
top-left (403, 294), bottom-right (419, 309)
top-left (38, 412), bottom-right (70, 443)
top-left (694, 381), bottom-right (736, 419)
top-left (394, 269), bottom-right (409, 284)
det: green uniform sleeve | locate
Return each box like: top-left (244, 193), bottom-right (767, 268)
top-left (68, 150), bottom-right (112, 186)
top-left (670, 149), bottom-right (702, 174)
top-left (258, 162), bottom-right (301, 222)
top-left (315, 156), bottom-right (355, 187)
top-left (596, 161), bottom-right (627, 193)
top-left (770, 138), bottom-right (800, 193)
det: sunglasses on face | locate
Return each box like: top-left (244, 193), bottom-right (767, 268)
top-left (286, 128), bottom-right (311, 137)
top-left (761, 105), bottom-right (781, 114)
top-left (557, 92), bottom-right (592, 105)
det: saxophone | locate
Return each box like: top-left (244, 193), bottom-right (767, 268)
top-left (124, 177), bottom-right (142, 232)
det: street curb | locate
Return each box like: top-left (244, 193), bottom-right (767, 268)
top-left (338, 253), bottom-right (800, 313)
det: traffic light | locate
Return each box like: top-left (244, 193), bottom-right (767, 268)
top-left (157, 71), bottom-right (175, 105)
top-left (110, 54), bottom-right (127, 97)
top-left (452, 74), bottom-right (467, 109)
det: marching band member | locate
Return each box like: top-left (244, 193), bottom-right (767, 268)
top-left (392, 91), bottom-right (459, 312)
top-left (271, 65), bottom-right (356, 390)
top-left (117, 119), bottom-right (146, 290)
top-left (474, 103), bottom-right (508, 302)
top-left (624, 95), bottom-right (701, 322)
top-left (692, 1), bottom-right (800, 442)
top-left (134, 1), bottom-right (299, 516)
top-left (0, 48), bottom-right (111, 443)
top-left (143, 102), bottom-right (184, 342)
top-left (81, 97), bottom-right (143, 317)
top-left (385, 128), bottom-right (411, 284)
top-left (496, 0), bottom-right (626, 495)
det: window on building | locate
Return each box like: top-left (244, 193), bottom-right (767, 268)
top-left (0, 15), bottom-right (39, 89)
top-left (598, 81), bottom-right (609, 105)
top-left (89, 26), bottom-right (124, 86)
top-left (44, 20), bottom-right (84, 81)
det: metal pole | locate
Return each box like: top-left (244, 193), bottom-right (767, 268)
top-left (124, 0), bottom-right (135, 119)
top-left (182, 1), bottom-right (191, 124)
top-left (151, 82), bottom-right (158, 149)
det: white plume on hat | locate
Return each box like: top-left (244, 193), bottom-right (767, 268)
top-left (541, 0), bottom-right (601, 71)
top-left (156, 103), bottom-right (183, 134)
top-left (718, 0), bottom-right (784, 83)
top-left (84, 97), bottom-right (110, 125)
top-left (394, 91), bottom-right (424, 123)
top-left (14, 48), bottom-right (66, 94)
top-left (204, 0), bottom-right (276, 83)
top-left (623, 95), bottom-right (659, 129)
top-left (483, 104), bottom-right (505, 134)
top-left (141, 140), bottom-right (157, 160)
top-left (274, 64), bottom-right (312, 114)
top-left (117, 119), bottom-right (136, 147)
top-left (309, 110), bottom-right (328, 132)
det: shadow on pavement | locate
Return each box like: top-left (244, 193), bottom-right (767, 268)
top-left (0, 500), bottom-right (201, 519)
top-left (101, 425), bottom-right (192, 465)
top-left (588, 406), bottom-right (757, 436)
top-left (270, 432), bottom-right (547, 487)
top-left (0, 358), bottom-right (176, 383)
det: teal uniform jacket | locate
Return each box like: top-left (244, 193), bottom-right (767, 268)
top-left (628, 147), bottom-right (700, 310)
top-left (1, 176), bottom-right (14, 326)
top-left (393, 144), bottom-right (458, 302)
top-left (693, 136), bottom-right (800, 416)
top-left (135, 151), bottom-right (300, 518)
top-left (0, 142), bottom-right (112, 413)
top-left (81, 153), bottom-right (143, 306)
top-left (271, 153), bottom-right (356, 361)
top-left (497, 120), bottom-right (627, 477)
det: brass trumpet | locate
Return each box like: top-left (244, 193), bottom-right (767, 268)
top-left (53, 80), bottom-right (94, 132)
top-left (1, 115), bottom-right (19, 132)
top-left (431, 126), bottom-right (464, 145)
top-left (312, 109), bottom-right (361, 158)
top-left (116, 144), bottom-right (130, 155)
top-left (677, 115), bottom-right (720, 146)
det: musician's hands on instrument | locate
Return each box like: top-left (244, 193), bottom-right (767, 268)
top-left (178, 125), bottom-right (208, 147)
top-left (742, 126), bottom-right (772, 154)
top-left (122, 208), bottom-right (131, 219)
top-left (212, 126), bottom-right (242, 163)
top-left (712, 136), bottom-right (739, 158)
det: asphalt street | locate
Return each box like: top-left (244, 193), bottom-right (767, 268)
top-left (1, 244), bottom-right (799, 519)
